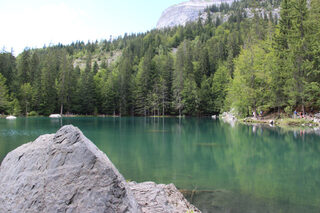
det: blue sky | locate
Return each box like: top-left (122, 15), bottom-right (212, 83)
top-left (0, 0), bottom-right (184, 54)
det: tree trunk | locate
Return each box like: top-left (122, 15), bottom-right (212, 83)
top-left (162, 101), bottom-right (165, 116)
top-left (60, 103), bottom-right (63, 115)
top-left (253, 107), bottom-right (257, 119)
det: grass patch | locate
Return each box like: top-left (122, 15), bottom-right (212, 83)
top-left (276, 118), bottom-right (316, 127)
top-left (240, 117), bottom-right (319, 127)
top-left (241, 118), bottom-right (269, 124)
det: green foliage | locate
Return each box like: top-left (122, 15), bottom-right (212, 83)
top-left (28, 111), bottom-right (38, 117)
top-left (278, 118), bottom-right (315, 126)
top-left (100, 68), bottom-right (120, 115)
top-left (182, 78), bottom-right (199, 115)
top-left (7, 96), bottom-right (21, 116)
top-left (12, 98), bottom-right (21, 116)
top-left (0, 52), bottom-right (16, 92)
top-left (1, 0), bottom-right (319, 117)
top-left (57, 50), bottom-right (74, 114)
top-left (227, 42), bottom-right (272, 117)
top-left (78, 56), bottom-right (97, 114)
top-left (212, 63), bottom-right (231, 113)
top-left (20, 83), bottom-right (33, 116)
top-left (17, 49), bottom-right (31, 84)
top-left (0, 73), bottom-right (9, 113)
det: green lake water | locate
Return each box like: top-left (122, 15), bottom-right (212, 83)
top-left (0, 117), bottom-right (320, 213)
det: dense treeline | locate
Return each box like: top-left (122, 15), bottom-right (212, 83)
top-left (0, 0), bottom-right (319, 117)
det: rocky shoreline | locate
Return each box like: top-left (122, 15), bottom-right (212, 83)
top-left (0, 125), bottom-right (200, 213)
top-left (220, 112), bottom-right (320, 128)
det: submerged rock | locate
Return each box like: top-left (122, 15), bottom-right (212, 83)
top-left (49, 114), bottom-right (62, 118)
top-left (0, 125), bottom-right (199, 213)
top-left (314, 118), bottom-right (320, 124)
top-left (220, 111), bottom-right (237, 127)
top-left (6, 115), bottom-right (17, 120)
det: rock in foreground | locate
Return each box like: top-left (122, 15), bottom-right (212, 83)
top-left (129, 181), bottom-right (200, 213)
top-left (0, 125), bottom-right (200, 213)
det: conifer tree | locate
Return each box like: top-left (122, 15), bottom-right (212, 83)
top-left (0, 73), bottom-right (9, 113)
top-left (20, 83), bottom-right (32, 116)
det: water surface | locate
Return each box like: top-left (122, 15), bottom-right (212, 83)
top-left (0, 117), bottom-right (319, 213)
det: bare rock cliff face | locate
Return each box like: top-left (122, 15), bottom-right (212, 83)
top-left (157, 0), bottom-right (234, 29)
top-left (0, 125), bottom-right (200, 213)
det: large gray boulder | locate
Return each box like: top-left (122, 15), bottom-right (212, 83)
top-left (0, 125), bottom-right (200, 213)
top-left (0, 125), bottom-right (141, 213)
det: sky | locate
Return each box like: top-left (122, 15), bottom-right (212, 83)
top-left (0, 0), bottom-right (185, 55)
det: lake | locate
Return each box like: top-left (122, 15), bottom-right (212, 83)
top-left (0, 117), bottom-right (320, 213)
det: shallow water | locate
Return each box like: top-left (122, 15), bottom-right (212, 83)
top-left (0, 117), bottom-right (320, 212)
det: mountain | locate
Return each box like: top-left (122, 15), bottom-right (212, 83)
top-left (157, 0), bottom-right (235, 29)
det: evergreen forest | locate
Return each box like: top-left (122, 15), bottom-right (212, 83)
top-left (0, 0), bottom-right (319, 117)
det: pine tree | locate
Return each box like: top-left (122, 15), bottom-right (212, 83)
top-left (118, 56), bottom-right (134, 116)
top-left (285, 0), bottom-right (309, 114)
top-left (212, 63), bottom-right (231, 113)
top-left (195, 45), bottom-right (209, 86)
top-left (17, 49), bottom-right (31, 84)
top-left (39, 50), bottom-right (58, 115)
top-left (199, 76), bottom-right (213, 115)
top-left (57, 51), bottom-right (74, 115)
top-left (173, 43), bottom-right (185, 116)
top-left (152, 54), bottom-right (173, 115)
top-left (78, 56), bottom-right (97, 114)
top-left (29, 52), bottom-right (40, 84)
top-left (20, 83), bottom-right (32, 116)
top-left (182, 78), bottom-right (199, 115)
top-left (102, 69), bottom-right (120, 115)
top-left (0, 73), bottom-right (9, 113)
top-left (304, 0), bottom-right (320, 109)
top-left (0, 52), bottom-right (16, 92)
top-left (134, 47), bottom-right (154, 115)
top-left (93, 61), bottom-right (99, 75)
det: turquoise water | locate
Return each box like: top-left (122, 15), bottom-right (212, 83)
top-left (0, 117), bottom-right (320, 212)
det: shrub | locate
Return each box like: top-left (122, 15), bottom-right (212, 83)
top-left (28, 111), bottom-right (38, 117)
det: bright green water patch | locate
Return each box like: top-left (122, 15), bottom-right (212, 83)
top-left (0, 117), bottom-right (320, 212)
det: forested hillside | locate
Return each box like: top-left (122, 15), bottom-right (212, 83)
top-left (0, 0), bottom-right (319, 117)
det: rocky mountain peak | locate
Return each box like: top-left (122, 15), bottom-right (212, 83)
top-left (157, 0), bottom-right (235, 29)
